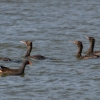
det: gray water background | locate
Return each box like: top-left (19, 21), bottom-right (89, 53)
top-left (0, 0), bottom-right (100, 100)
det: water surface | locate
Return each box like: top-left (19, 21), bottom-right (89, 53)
top-left (0, 0), bottom-right (100, 100)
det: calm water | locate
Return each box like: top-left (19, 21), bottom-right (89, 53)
top-left (0, 0), bottom-right (100, 100)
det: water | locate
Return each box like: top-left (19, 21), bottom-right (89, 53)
top-left (0, 0), bottom-right (100, 99)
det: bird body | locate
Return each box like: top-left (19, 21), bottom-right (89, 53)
top-left (0, 57), bottom-right (11, 61)
top-left (0, 60), bottom-right (32, 75)
top-left (20, 41), bottom-right (46, 60)
top-left (86, 36), bottom-right (100, 56)
top-left (72, 40), bottom-right (99, 59)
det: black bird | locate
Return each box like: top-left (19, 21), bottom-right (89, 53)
top-left (20, 41), bottom-right (46, 60)
top-left (72, 40), bottom-right (99, 59)
top-left (86, 36), bottom-right (100, 55)
top-left (0, 57), bottom-right (11, 61)
top-left (0, 60), bottom-right (32, 75)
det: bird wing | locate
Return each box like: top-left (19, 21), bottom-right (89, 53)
top-left (0, 66), bottom-right (11, 72)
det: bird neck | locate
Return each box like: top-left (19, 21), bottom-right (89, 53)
top-left (87, 40), bottom-right (95, 54)
top-left (19, 62), bottom-right (27, 74)
top-left (25, 46), bottom-right (32, 57)
top-left (76, 45), bottom-right (83, 58)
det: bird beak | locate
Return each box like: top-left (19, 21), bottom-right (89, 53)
top-left (71, 40), bottom-right (77, 44)
top-left (85, 36), bottom-right (89, 39)
top-left (20, 41), bottom-right (26, 44)
top-left (29, 61), bottom-right (32, 65)
top-left (20, 41), bottom-right (27, 46)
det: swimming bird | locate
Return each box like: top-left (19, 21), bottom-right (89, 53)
top-left (72, 40), bottom-right (99, 59)
top-left (85, 36), bottom-right (100, 55)
top-left (20, 40), bottom-right (46, 60)
top-left (0, 60), bottom-right (32, 75)
top-left (0, 57), bottom-right (11, 61)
